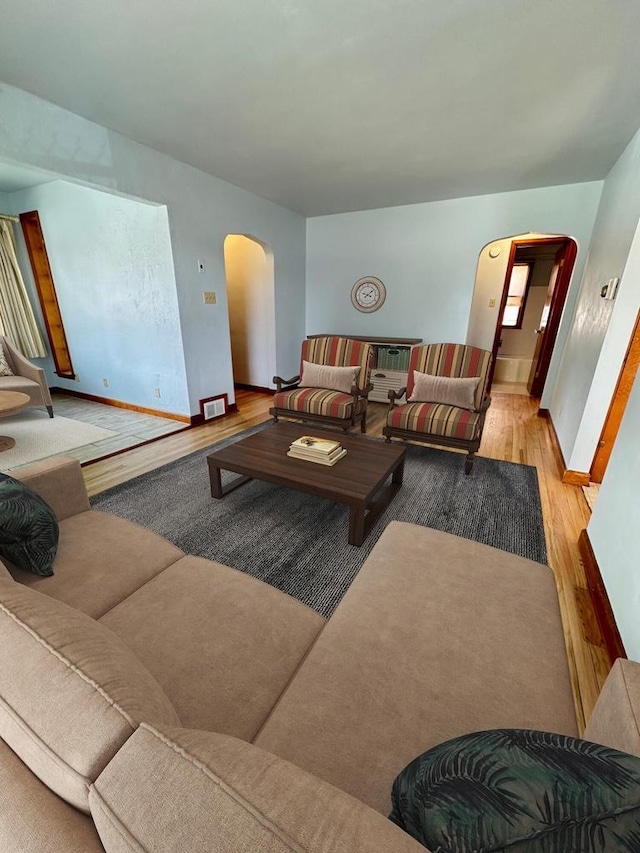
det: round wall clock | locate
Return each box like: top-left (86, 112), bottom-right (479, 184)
top-left (351, 276), bottom-right (386, 313)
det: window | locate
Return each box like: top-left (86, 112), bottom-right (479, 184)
top-left (501, 263), bottom-right (531, 329)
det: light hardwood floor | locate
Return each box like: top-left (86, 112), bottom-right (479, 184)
top-left (82, 389), bottom-right (610, 731)
top-left (51, 393), bottom-right (187, 463)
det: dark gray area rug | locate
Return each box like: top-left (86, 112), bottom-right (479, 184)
top-left (92, 423), bottom-right (547, 618)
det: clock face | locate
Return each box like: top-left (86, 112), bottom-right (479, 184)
top-left (351, 277), bottom-right (386, 313)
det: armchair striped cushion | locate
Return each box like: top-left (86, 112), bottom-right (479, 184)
top-left (387, 402), bottom-right (481, 442)
top-left (384, 343), bottom-right (492, 474)
top-left (407, 343), bottom-right (490, 412)
top-left (300, 337), bottom-right (372, 392)
top-left (271, 336), bottom-right (373, 432)
top-left (272, 388), bottom-right (365, 421)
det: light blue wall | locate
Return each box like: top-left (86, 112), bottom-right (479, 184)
top-left (8, 181), bottom-right (189, 414)
top-left (588, 360), bottom-right (640, 659)
top-left (551, 127), bottom-right (640, 469)
top-left (305, 184), bottom-right (602, 382)
top-left (583, 212), bottom-right (640, 658)
top-left (0, 83), bottom-right (306, 415)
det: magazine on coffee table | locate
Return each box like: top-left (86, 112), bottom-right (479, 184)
top-left (290, 435), bottom-right (342, 455)
top-left (287, 446), bottom-right (347, 466)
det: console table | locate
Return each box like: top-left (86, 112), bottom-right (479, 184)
top-left (307, 335), bottom-right (422, 403)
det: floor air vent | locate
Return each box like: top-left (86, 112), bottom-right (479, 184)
top-left (202, 397), bottom-right (226, 421)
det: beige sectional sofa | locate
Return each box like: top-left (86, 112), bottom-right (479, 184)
top-left (0, 454), bottom-right (637, 852)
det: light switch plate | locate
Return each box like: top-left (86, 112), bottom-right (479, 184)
top-left (600, 278), bottom-right (619, 300)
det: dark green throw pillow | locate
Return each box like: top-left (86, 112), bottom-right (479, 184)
top-left (0, 473), bottom-right (58, 576)
top-left (390, 729), bottom-right (640, 852)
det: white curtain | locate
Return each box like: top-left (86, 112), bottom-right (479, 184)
top-left (0, 220), bottom-right (46, 358)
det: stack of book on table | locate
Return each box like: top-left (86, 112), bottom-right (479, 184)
top-left (287, 435), bottom-right (347, 466)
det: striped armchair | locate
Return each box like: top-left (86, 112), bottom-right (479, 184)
top-left (383, 343), bottom-right (492, 474)
top-left (270, 336), bottom-right (373, 432)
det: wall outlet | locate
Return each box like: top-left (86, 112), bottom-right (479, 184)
top-left (203, 291), bottom-right (216, 305)
top-left (102, 378), bottom-right (109, 388)
top-left (198, 260), bottom-right (206, 273)
top-left (154, 387), bottom-right (161, 398)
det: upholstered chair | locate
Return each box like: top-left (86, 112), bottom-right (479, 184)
top-left (383, 343), bottom-right (492, 473)
top-left (0, 336), bottom-right (53, 417)
top-left (270, 336), bottom-right (373, 432)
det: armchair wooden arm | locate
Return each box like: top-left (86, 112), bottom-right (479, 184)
top-left (349, 380), bottom-right (372, 411)
top-left (386, 386), bottom-right (407, 414)
top-left (273, 375), bottom-right (300, 393)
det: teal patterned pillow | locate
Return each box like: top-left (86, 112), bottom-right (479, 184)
top-left (390, 729), bottom-right (640, 852)
top-left (0, 473), bottom-right (58, 576)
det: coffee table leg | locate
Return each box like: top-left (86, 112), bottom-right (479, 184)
top-left (392, 456), bottom-right (405, 484)
top-left (348, 452), bottom-right (406, 547)
top-left (348, 508), bottom-right (366, 547)
top-left (208, 462), bottom-right (224, 498)
top-left (207, 458), bottom-right (253, 499)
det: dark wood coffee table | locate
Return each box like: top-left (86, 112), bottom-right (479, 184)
top-left (206, 422), bottom-right (406, 546)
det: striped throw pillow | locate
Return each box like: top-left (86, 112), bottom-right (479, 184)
top-left (0, 349), bottom-right (14, 376)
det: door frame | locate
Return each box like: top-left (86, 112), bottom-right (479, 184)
top-left (223, 233), bottom-right (276, 392)
top-left (487, 236), bottom-right (577, 395)
top-left (590, 309), bottom-right (640, 483)
top-left (20, 210), bottom-right (75, 378)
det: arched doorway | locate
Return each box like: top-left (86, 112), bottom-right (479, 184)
top-left (467, 233), bottom-right (577, 399)
top-left (223, 234), bottom-right (276, 391)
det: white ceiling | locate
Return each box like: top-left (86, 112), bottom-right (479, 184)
top-left (1, 0), bottom-right (640, 216)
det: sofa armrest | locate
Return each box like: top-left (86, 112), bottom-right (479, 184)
top-left (12, 456), bottom-right (90, 521)
top-left (583, 659), bottom-right (640, 757)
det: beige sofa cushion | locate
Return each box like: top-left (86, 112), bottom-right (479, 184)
top-left (256, 521), bottom-right (578, 814)
top-left (89, 723), bottom-right (425, 853)
top-left (6, 509), bottom-right (184, 618)
top-left (584, 659), bottom-right (640, 757)
top-left (0, 579), bottom-right (180, 812)
top-left (100, 555), bottom-right (326, 740)
top-left (0, 736), bottom-right (104, 853)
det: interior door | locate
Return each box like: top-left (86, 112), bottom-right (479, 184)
top-left (526, 239), bottom-right (576, 398)
top-left (526, 261), bottom-right (559, 392)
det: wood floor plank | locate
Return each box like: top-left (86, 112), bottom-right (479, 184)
top-left (83, 388), bottom-right (609, 729)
